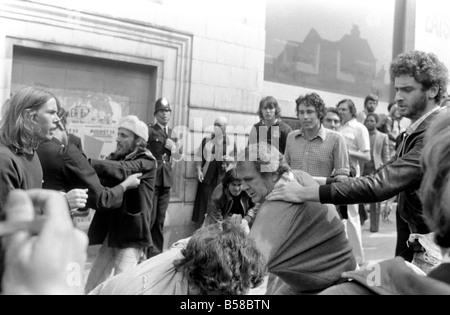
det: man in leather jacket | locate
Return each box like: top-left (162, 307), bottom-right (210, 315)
top-left (266, 50), bottom-right (449, 270)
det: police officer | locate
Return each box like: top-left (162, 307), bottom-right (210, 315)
top-left (146, 98), bottom-right (177, 257)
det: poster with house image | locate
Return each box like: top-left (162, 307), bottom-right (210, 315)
top-left (59, 91), bottom-right (130, 160)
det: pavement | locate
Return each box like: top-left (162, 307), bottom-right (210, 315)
top-left (360, 202), bottom-right (397, 265)
top-left (81, 202), bottom-right (398, 294)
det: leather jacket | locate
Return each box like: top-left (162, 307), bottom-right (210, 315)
top-left (319, 108), bottom-right (444, 234)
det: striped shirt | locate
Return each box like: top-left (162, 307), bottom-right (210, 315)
top-left (284, 126), bottom-right (350, 177)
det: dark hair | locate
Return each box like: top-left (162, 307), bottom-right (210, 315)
top-left (295, 92), bottom-right (326, 122)
top-left (387, 101), bottom-right (397, 112)
top-left (222, 168), bottom-right (241, 188)
top-left (420, 111), bottom-right (450, 248)
top-left (337, 99), bottom-right (357, 118)
top-left (258, 96), bottom-right (281, 120)
top-left (390, 50), bottom-right (449, 103)
top-left (173, 218), bottom-right (267, 295)
top-left (365, 113), bottom-right (379, 124)
top-left (364, 93), bottom-right (379, 107)
top-left (0, 86), bottom-right (59, 153)
top-left (57, 106), bottom-right (68, 128)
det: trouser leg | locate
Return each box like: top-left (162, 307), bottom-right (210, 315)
top-left (345, 203), bottom-right (365, 265)
top-left (370, 203), bottom-right (380, 232)
top-left (150, 187), bottom-right (171, 256)
top-left (85, 238), bottom-right (115, 294)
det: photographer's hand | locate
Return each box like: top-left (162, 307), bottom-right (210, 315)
top-left (2, 189), bottom-right (88, 295)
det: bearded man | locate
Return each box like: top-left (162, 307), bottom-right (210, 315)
top-left (85, 115), bottom-right (156, 293)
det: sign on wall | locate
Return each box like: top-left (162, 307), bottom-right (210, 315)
top-left (60, 91), bottom-right (130, 159)
top-left (415, 0), bottom-right (450, 90)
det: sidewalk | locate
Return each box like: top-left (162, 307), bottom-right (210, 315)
top-left (360, 202), bottom-right (397, 265)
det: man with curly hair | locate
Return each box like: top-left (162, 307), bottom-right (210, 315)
top-left (284, 93), bottom-right (350, 181)
top-left (88, 217), bottom-right (267, 295)
top-left (320, 110), bottom-right (450, 295)
top-left (266, 50), bottom-right (449, 273)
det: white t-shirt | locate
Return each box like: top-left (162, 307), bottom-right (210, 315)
top-left (339, 118), bottom-right (370, 177)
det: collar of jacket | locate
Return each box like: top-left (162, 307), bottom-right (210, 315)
top-left (122, 147), bottom-right (156, 161)
top-left (408, 106), bottom-right (444, 137)
top-left (260, 119), bottom-right (280, 127)
top-left (223, 186), bottom-right (235, 202)
top-left (223, 187), bottom-right (248, 213)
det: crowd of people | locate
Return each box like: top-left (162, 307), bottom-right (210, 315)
top-left (0, 49), bottom-right (450, 295)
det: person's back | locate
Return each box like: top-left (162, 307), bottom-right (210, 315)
top-left (89, 238), bottom-right (189, 295)
top-left (89, 219), bottom-right (267, 295)
top-left (249, 170), bottom-right (356, 294)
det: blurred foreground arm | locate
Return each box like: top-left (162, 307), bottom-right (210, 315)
top-left (2, 189), bottom-right (88, 295)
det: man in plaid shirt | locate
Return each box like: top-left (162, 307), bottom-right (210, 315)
top-left (284, 93), bottom-right (350, 182)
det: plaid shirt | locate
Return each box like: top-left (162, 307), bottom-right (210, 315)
top-left (284, 126), bottom-right (350, 177)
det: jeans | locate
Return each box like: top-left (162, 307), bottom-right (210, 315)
top-left (85, 236), bottom-right (143, 294)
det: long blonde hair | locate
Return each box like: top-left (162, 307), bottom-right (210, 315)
top-left (0, 86), bottom-right (59, 153)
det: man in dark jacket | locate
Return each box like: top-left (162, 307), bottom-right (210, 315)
top-left (146, 98), bottom-right (178, 257)
top-left (85, 115), bottom-right (156, 294)
top-left (266, 50), bottom-right (449, 273)
top-left (37, 121), bottom-right (142, 213)
top-left (204, 168), bottom-right (258, 232)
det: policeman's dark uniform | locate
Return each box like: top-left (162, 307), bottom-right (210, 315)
top-left (146, 98), bottom-right (175, 256)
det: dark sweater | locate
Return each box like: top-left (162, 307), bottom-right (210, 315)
top-left (249, 119), bottom-right (293, 154)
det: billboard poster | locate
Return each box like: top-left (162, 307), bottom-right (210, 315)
top-left (59, 91), bottom-right (130, 159)
top-left (264, 0), bottom-right (396, 102)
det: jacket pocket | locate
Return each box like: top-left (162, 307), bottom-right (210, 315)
top-left (120, 211), bottom-right (143, 242)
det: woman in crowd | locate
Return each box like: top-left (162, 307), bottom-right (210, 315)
top-left (191, 117), bottom-right (237, 227)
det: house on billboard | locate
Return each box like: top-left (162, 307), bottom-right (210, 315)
top-left (268, 25), bottom-right (390, 100)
